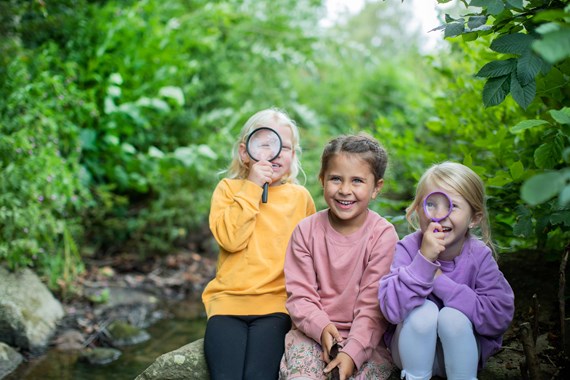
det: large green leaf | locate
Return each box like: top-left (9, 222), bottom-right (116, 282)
top-left (445, 22), bottom-right (465, 38)
top-left (533, 25), bottom-right (570, 64)
top-left (476, 59), bottom-right (516, 78)
top-left (517, 51), bottom-right (543, 86)
top-left (550, 107), bottom-right (570, 125)
top-left (510, 119), bottom-right (550, 133)
top-left (521, 171), bottom-right (564, 205)
top-left (467, 15), bottom-right (488, 30)
top-left (482, 74), bottom-right (510, 107)
top-left (490, 33), bottom-right (534, 55)
top-left (510, 71), bottom-right (536, 109)
top-left (534, 135), bottom-right (564, 169)
top-left (470, 0), bottom-right (505, 15)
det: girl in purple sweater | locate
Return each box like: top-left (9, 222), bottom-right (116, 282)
top-left (280, 134), bottom-right (398, 380)
top-left (378, 162), bottom-right (514, 380)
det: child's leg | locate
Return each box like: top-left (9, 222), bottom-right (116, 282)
top-left (437, 307), bottom-right (479, 380)
top-left (244, 313), bottom-right (292, 380)
top-left (204, 315), bottom-right (248, 380)
top-left (279, 329), bottom-right (326, 380)
top-left (391, 300), bottom-right (439, 380)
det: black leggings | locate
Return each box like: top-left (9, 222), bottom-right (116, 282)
top-left (203, 313), bottom-right (291, 380)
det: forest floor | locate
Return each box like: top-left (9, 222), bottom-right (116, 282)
top-left (53, 242), bottom-right (569, 379)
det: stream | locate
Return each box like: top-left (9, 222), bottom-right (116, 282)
top-left (5, 299), bottom-right (207, 380)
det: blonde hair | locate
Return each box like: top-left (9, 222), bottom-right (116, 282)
top-left (406, 162), bottom-right (496, 256)
top-left (225, 108), bottom-right (303, 184)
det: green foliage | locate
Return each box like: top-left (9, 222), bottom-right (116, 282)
top-left (433, 0), bottom-right (570, 251)
top-left (0, 41), bottom-right (90, 278)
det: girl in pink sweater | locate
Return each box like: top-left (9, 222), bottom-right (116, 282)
top-left (280, 134), bottom-right (398, 380)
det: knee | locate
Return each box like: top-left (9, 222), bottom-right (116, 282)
top-left (404, 300), bottom-right (439, 335)
top-left (437, 307), bottom-right (473, 338)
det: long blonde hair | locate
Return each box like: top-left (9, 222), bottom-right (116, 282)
top-left (224, 108), bottom-right (303, 184)
top-left (406, 162), bottom-right (496, 256)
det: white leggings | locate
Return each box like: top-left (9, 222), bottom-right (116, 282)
top-left (390, 300), bottom-right (479, 380)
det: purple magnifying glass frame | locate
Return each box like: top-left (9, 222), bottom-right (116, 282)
top-left (422, 191), bottom-right (453, 223)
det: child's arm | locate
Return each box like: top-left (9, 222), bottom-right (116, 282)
top-left (342, 225), bottom-right (397, 370)
top-left (209, 179), bottom-right (263, 252)
top-left (284, 223), bottom-right (331, 344)
top-left (379, 234), bottom-right (440, 324)
top-left (432, 248), bottom-right (515, 336)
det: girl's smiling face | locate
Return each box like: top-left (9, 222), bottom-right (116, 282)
top-left (322, 153), bottom-right (383, 235)
top-left (418, 185), bottom-right (482, 259)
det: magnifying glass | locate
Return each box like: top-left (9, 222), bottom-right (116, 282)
top-left (423, 191), bottom-right (453, 232)
top-left (245, 127), bottom-right (282, 203)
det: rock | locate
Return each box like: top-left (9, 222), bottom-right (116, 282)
top-left (107, 320), bottom-right (150, 346)
top-left (79, 347), bottom-right (122, 365)
top-left (53, 329), bottom-right (85, 351)
top-left (135, 338), bottom-right (210, 380)
top-left (0, 342), bottom-right (23, 379)
top-left (0, 267), bottom-right (64, 354)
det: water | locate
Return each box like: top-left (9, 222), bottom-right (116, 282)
top-left (6, 301), bottom-right (207, 380)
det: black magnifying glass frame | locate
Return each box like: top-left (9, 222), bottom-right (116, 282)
top-left (245, 127), bottom-right (283, 203)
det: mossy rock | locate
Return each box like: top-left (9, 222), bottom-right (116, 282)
top-left (136, 338), bottom-right (209, 380)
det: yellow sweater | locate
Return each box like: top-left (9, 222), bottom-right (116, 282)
top-left (202, 179), bottom-right (316, 317)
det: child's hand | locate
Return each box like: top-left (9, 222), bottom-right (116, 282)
top-left (320, 323), bottom-right (342, 364)
top-left (247, 160), bottom-right (273, 187)
top-left (324, 352), bottom-right (355, 380)
top-left (420, 222), bottom-right (446, 261)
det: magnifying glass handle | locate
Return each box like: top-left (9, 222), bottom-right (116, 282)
top-left (262, 182), bottom-right (269, 203)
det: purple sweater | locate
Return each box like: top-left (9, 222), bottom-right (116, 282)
top-left (285, 209), bottom-right (398, 369)
top-left (378, 231), bottom-right (514, 368)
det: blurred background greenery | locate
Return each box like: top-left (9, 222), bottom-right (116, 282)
top-left (1, 0), bottom-right (569, 292)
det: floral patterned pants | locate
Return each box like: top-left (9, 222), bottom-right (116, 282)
top-left (279, 329), bottom-right (394, 380)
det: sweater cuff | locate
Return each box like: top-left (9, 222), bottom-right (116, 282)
top-left (305, 313), bottom-right (332, 344)
top-left (341, 339), bottom-right (366, 370)
top-left (407, 251), bottom-right (440, 284)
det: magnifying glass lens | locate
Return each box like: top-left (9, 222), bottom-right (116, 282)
top-left (424, 192), bottom-right (452, 221)
top-left (245, 127), bottom-right (283, 204)
top-left (247, 129), bottom-right (281, 162)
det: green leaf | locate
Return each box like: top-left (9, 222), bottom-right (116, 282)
top-left (467, 15), bottom-right (487, 30)
top-left (109, 73), bottom-right (123, 85)
top-left (482, 75), bottom-right (510, 107)
top-left (517, 51), bottom-right (543, 86)
top-left (506, 0), bottom-right (523, 9)
top-left (510, 119), bottom-right (550, 133)
top-left (510, 72), bottom-right (536, 110)
top-left (509, 161), bottom-right (524, 180)
top-left (476, 59), bottom-right (516, 78)
top-left (559, 185), bottom-right (570, 207)
top-left (549, 107), bottom-right (570, 125)
top-left (121, 143), bottom-right (136, 154)
top-left (159, 86), bottom-right (185, 107)
top-left (521, 172), bottom-right (564, 205)
top-left (551, 208), bottom-right (570, 225)
top-left (534, 136), bottom-right (563, 169)
top-left (79, 129), bottom-right (97, 151)
top-left (445, 22), bottom-right (465, 38)
top-left (470, 0), bottom-right (504, 14)
top-left (513, 205), bottom-right (533, 237)
top-left (532, 26), bottom-right (570, 64)
top-left (490, 33), bottom-right (534, 55)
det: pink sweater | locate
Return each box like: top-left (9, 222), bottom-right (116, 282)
top-left (284, 209), bottom-right (398, 369)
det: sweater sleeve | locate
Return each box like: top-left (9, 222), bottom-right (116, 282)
top-left (432, 249), bottom-right (515, 337)
top-left (342, 225), bottom-right (397, 370)
top-left (378, 235), bottom-right (440, 324)
top-left (208, 179), bottom-right (263, 253)
top-left (285, 222), bottom-right (332, 343)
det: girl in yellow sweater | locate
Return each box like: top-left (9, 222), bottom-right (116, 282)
top-left (202, 107), bottom-right (316, 380)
